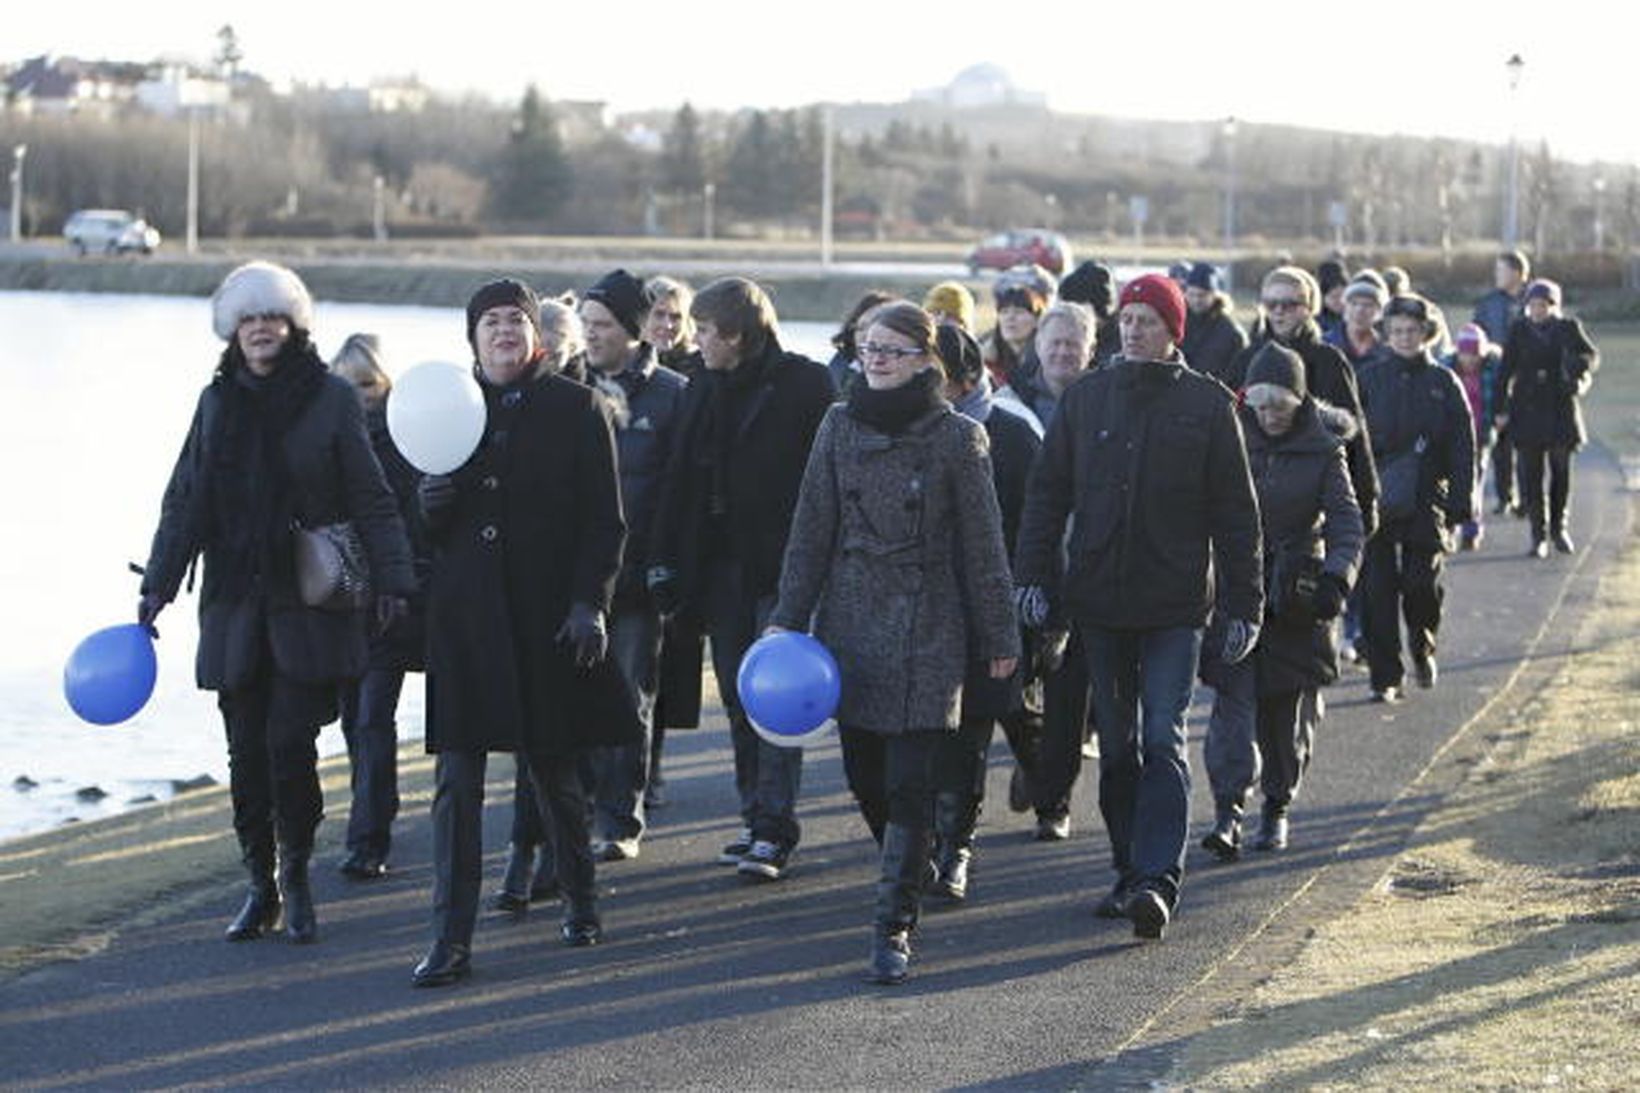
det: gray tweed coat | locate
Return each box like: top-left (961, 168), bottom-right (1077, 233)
top-left (770, 402), bottom-right (1020, 734)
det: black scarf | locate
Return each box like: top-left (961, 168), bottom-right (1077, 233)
top-left (846, 366), bottom-right (945, 435)
top-left (206, 338), bottom-right (328, 600)
top-left (699, 348), bottom-right (770, 517)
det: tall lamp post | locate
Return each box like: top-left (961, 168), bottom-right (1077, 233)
top-left (1504, 53), bottom-right (1525, 247)
top-left (9, 144), bottom-right (25, 243)
top-left (1222, 116), bottom-right (1238, 295)
top-left (1593, 175), bottom-right (1607, 253)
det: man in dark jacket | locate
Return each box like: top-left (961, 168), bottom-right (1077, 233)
top-left (1474, 250), bottom-right (1530, 515)
top-left (1179, 262), bottom-right (1247, 381)
top-left (580, 269), bottom-right (689, 860)
top-left (1355, 294), bottom-right (1478, 702)
top-left (411, 279), bottom-right (641, 987)
top-left (1015, 273), bottom-right (1263, 941)
top-left (647, 277), bottom-right (835, 881)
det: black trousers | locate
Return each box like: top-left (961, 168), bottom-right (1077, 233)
top-left (1034, 627), bottom-right (1092, 821)
top-left (431, 748), bottom-right (595, 948)
top-left (339, 667), bottom-right (406, 858)
top-left (1493, 429), bottom-right (1518, 507)
top-left (1360, 527), bottom-right (1445, 691)
top-left (1517, 443), bottom-right (1574, 541)
top-left (218, 672), bottom-right (336, 858)
top-left (840, 727), bottom-right (942, 931)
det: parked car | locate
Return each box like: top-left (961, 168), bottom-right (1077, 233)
top-left (62, 210), bottom-right (161, 256)
top-left (966, 229), bottom-right (1072, 276)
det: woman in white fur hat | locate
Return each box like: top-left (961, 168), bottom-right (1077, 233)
top-left (137, 261), bottom-right (415, 945)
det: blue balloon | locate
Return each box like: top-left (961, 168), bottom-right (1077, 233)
top-left (63, 624), bottom-right (158, 725)
top-left (737, 631), bottom-right (841, 748)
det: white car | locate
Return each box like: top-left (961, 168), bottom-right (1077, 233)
top-left (63, 209), bottom-right (161, 256)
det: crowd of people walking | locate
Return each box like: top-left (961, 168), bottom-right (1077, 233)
top-left (137, 245), bottom-right (1597, 986)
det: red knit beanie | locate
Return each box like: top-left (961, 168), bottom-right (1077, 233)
top-left (1119, 273), bottom-right (1187, 343)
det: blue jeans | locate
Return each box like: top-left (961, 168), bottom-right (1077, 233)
top-left (704, 558), bottom-right (802, 848)
top-left (1080, 624), bottom-right (1201, 909)
top-left (339, 668), bottom-right (406, 858)
top-left (589, 605), bottom-right (662, 842)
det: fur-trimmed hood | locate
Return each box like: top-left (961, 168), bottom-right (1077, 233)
top-left (1240, 396), bottom-right (1357, 455)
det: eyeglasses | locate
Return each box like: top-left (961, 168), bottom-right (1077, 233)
top-left (240, 312), bottom-right (288, 325)
top-left (858, 342), bottom-right (924, 361)
top-left (1261, 298), bottom-right (1306, 312)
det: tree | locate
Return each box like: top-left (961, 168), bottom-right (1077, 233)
top-left (660, 102), bottom-right (707, 196)
top-left (722, 110), bottom-right (780, 220)
top-left (488, 85), bottom-right (573, 226)
top-left (215, 25), bottom-right (243, 80)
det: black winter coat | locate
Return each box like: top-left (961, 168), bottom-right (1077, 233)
top-left (1498, 316), bottom-right (1599, 450)
top-left (1180, 297), bottom-right (1248, 382)
top-left (1015, 356), bottom-right (1264, 631)
top-left (1356, 351), bottom-right (1478, 545)
top-left (649, 338), bottom-right (836, 609)
top-left (1228, 321), bottom-right (1381, 539)
top-left (422, 372), bottom-right (641, 755)
top-left (143, 364), bottom-right (415, 691)
top-left (1242, 400), bottom-right (1364, 692)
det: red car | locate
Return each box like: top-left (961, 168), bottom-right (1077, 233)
top-left (966, 229), bottom-right (1073, 276)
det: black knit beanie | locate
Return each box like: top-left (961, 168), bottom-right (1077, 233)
top-left (466, 279), bottom-right (542, 349)
top-left (1317, 259), bottom-right (1350, 296)
top-left (1245, 341), bottom-right (1307, 398)
top-left (935, 323), bottom-right (984, 386)
top-left (1058, 260), bottom-right (1115, 317)
top-left (584, 268), bottom-right (648, 339)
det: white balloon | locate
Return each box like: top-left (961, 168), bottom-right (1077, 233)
top-left (386, 361), bottom-right (486, 475)
top-left (748, 714), bottom-right (836, 750)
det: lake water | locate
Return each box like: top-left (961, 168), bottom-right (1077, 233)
top-left (0, 289), bottom-right (835, 843)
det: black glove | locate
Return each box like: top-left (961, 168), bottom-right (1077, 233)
top-left (556, 602), bottom-right (608, 668)
top-left (646, 565), bottom-right (680, 617)
top-left (1310, 572), bottom-right (1349, 621)
top-left (417, 474), bottom-right (457, 518)
top-left (1015, 585), bottom-right (1050, 630)
top-left (1220, 618), bottom-right (1261, 665)
top-left (375, 594), bottom-right (409, 637)
top-left (136, 593), bottom-right (166, 639)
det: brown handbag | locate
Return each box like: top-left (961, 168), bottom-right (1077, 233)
top-left (292, 522), bottom-right (373, 611)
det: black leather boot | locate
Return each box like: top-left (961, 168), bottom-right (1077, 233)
top-left (225, 844), bottom-right (280, 942)
top-left (278, 847), bottom-right (318, 944)
top-left (1201, 799), bottom-right (1243, 862)
top-left (930, 791), bottom-right (977, 902)
top-left (866, 822), bottom-right (927, 984)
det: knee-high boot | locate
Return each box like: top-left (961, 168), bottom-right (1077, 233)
top-left (930, 790), bottom-right (978, 902)
top-left (867, 822), bottom-right (928, 985)
top-left (225, 837), bottom-right (280, 941)
top-left (278, 844), bottom-right (318, 944)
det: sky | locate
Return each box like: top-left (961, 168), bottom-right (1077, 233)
top-left (7, 0), bottom-right (1633, 166)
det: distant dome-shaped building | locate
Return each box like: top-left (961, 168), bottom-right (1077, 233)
top-left (913, 64), bottom-right (1047, 109)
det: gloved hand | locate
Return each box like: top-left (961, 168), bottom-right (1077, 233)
top-left (1310, 573), bottom-right (1349, 621)
top-left (375, 594), bottom-right (409, 637)
top-left (1015, 585), bottom-right (1051, 630)
top-left (417, 474), bottom-right (457, 518)
top-left (646, 565), bottom-right (680, 617)
top-left (137, 593), bottom-right (166, 639)
top-left (1220, 618), bottom-right (1261, 665)
top-left (556, 602), bottom-right (608, 668)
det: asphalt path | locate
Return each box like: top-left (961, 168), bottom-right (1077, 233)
top-left (0, 449), bottom-right (1628, 1090)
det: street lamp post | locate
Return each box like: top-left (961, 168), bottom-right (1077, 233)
top-left (1504, 53), bottom-right (1525, 247)
top-left (1593, 175), bottom-right (1607, 252)
top-left (703, 181), bottom-right (715, 240)
top-left (1222, 117), bottom-right (1238, 295)
top-left (186, 107), bottom-right (200, 254)
top-left (9, 144), bottom-right (25, 243)
top-left (372, 175), bottom-right (387, 242)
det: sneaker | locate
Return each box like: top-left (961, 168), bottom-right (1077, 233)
top-left (595, 837), bottom-right (640, 863)
top-left (1529, 539), bottom-right (1550, 560)
top-left (1251, 813), bottom-right (1289, 851)
top-left (1371, 685), bottom-right (1403, 704)
top-left (1094, 879), bottom-right (1134, 919)
top-left (1553, 531), bottom-right (1575, 554)
top-left (718, 827), bottom-right (754, 866)
top-left (1034, 815), bottom-right (1071, 841)
top-left (1128, 887), bottom-right (1170, 940)
top-left (1007, 763), bottom-right (1032, 814)
top-left (1200, 818), bottom-right (1241, 862)
top-left (738, 840), bottom-right (791, 881)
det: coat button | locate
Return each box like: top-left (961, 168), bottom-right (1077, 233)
top-left (480, 525), bottom-right (499, 542)
top-left (482, 475), bottom-right (500, 490)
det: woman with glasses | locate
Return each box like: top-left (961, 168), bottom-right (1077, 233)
top-left (768, 301), bottom-right (1019, 985)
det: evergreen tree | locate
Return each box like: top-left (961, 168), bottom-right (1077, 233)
top-left (723, 110), bottom-right (779, 220)
top-left (489, 85), bottom-right (573, 225)
top-left (661, 102), bottom-right (708, 195)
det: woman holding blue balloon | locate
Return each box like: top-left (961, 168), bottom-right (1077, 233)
top-left (769, 300), bottom-right (1019, 985)
top-left (137, 262), bottom-right (415, 945)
